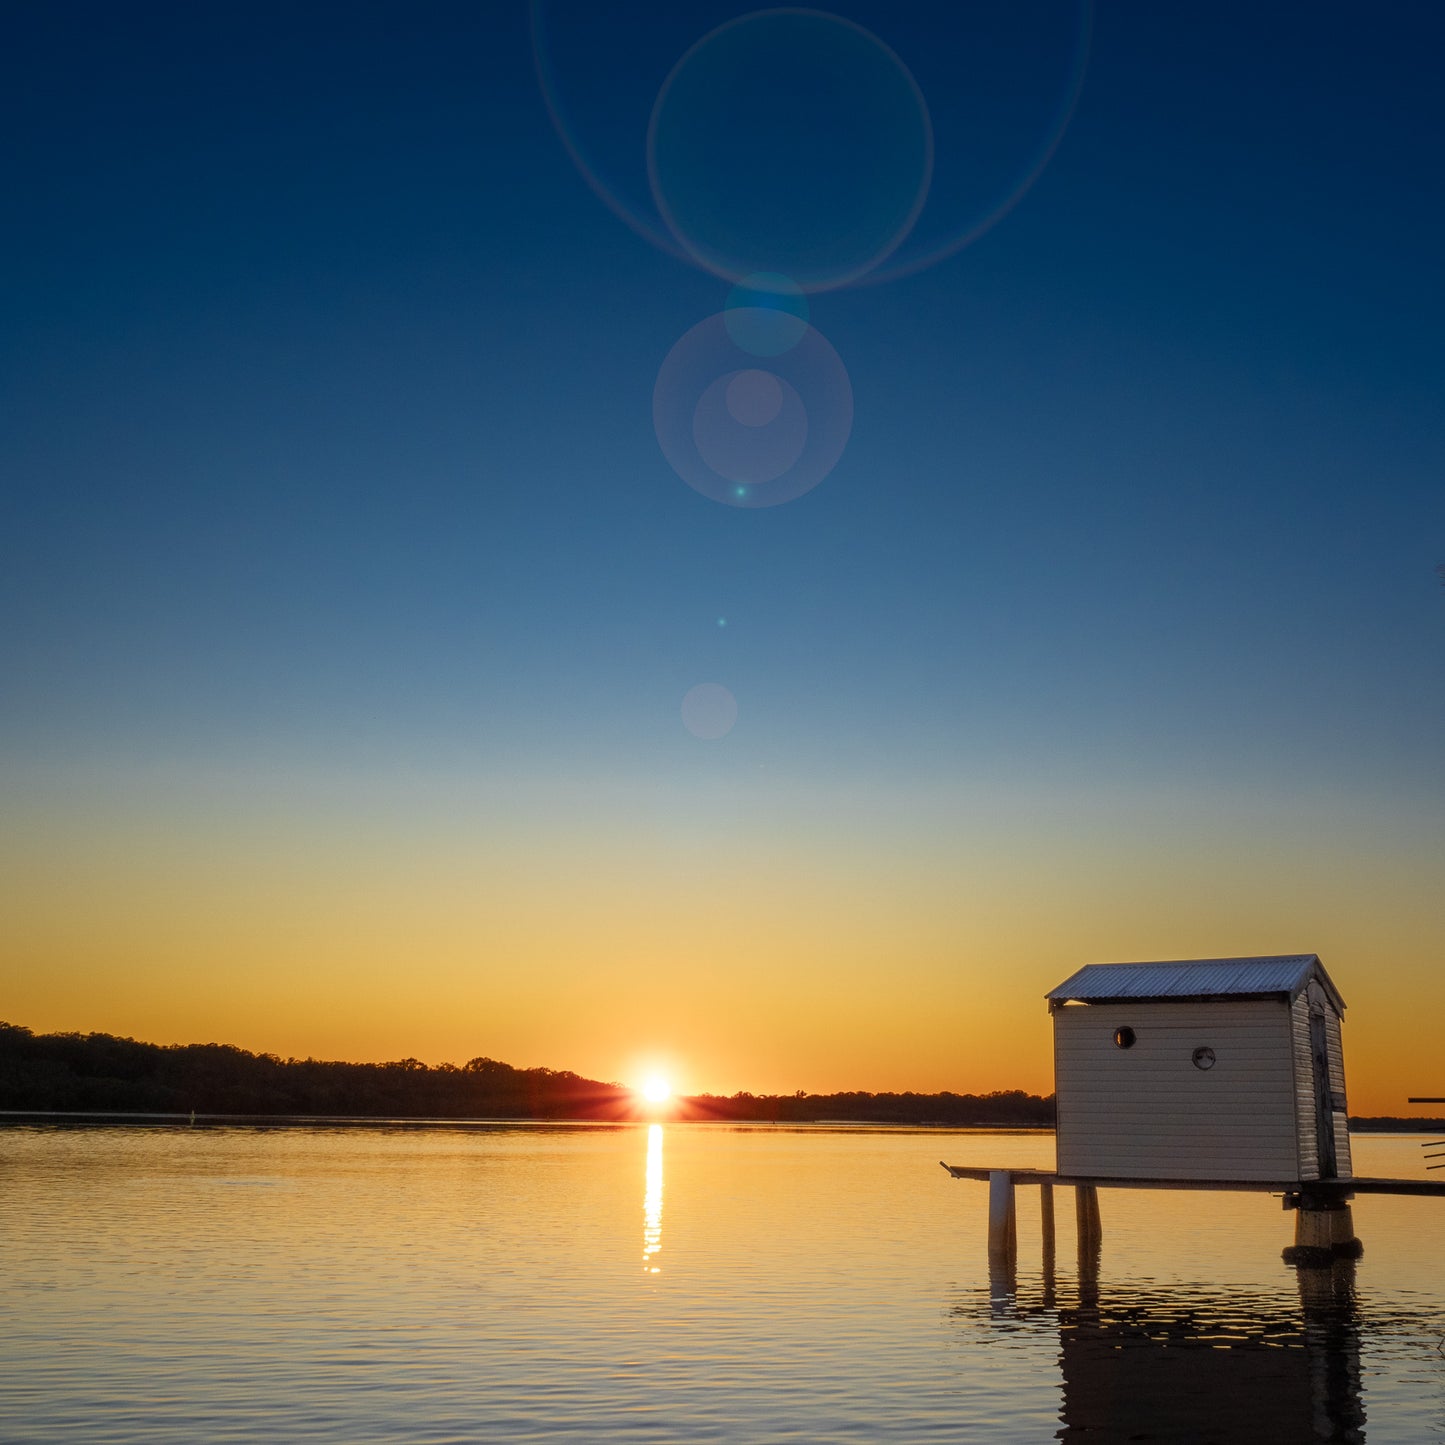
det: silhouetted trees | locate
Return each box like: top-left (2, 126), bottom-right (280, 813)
top-left (0, 1020), bottom-right (1060, 1125)
top-left (0, 1022), bottom-right (633, 1119)
top-left (685, 1087), bottom-right (1054, 1125)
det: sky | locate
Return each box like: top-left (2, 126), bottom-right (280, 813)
top-left (2, 1), bottom-right (1442, 1112)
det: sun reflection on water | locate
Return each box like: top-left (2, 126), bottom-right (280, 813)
top-left (642, 1124), bottom-right (663, 1273)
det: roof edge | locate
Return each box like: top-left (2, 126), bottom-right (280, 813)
top-left (1044, 955), bottom-right (1345, 1013)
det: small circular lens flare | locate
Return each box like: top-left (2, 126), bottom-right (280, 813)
top-left (655, 312), bottom-right (852, 508)
top-left (681, 682), bottom-right (737, 740)
top-left (642, 1076), bottom-right (671, 1103)
top-left (692, 368), bottom-right (806, 485)
top-left (725, 369), bottom-right (784, 427)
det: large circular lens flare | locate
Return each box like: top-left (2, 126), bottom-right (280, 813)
top-left (532, 0), bottom-right (1091, 289)
top-left (647, 8), bottom-right (933, 290)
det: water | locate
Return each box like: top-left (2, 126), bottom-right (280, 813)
top-left (3, 1124), bottom-right (1444, 1442)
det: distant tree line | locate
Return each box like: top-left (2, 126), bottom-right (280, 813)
top-left (685, 1089), bottom-right (1055, 1126)
top-left (0, 1022), bottom-right (1057, 1125)
top-left (0, 1022), bottom-right (633, 1119)
top-left (1347, 1116), bottom-right (1445, 1132)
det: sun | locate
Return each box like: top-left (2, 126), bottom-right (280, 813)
top-left (641, 1076), bottom-right (672, 1105)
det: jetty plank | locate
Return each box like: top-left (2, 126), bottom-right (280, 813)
top-left (938, 1163), bottom-right (1445, 1197)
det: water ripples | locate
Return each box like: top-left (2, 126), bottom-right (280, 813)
top-left (2, 1126), bottom-right (1444, 1441)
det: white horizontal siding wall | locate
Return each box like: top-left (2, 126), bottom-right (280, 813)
top-left (1055, 1000), bottom-right (1299, 1180)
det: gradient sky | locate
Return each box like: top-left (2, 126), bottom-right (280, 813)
top-left (2, 1), bottom-right (1442, 1112)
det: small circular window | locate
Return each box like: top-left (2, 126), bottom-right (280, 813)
top-left (1113, 1026), bottom-right (1136, 1049)
top-left (1193, 1047), bottom-right (1216, 1071)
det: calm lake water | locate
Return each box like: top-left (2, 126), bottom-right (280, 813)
top-left (3, 1124), bottom-right (1444, 1442)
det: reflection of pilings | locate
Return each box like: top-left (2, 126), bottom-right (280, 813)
top-left (1055, 1270), bottom-right (1366, 1442)
top-left (1040, 1182), bottom-right (1056, 1297)
top-left (1297, 1259), bottom-right (1366, 1442)
top-left (1296, 1255), bottom-right (1356, 1314)
top-left (988, 1247), bottom-right (1018, 1315)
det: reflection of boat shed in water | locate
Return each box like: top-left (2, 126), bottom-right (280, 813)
top-left (1054, 1267), bottom-right (1365, 1444)
top-left (1047, 955), bottom-right (1350, 1182)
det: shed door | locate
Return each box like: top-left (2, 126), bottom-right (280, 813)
top-left (1310, 1011), bottom-right (1338, 1180)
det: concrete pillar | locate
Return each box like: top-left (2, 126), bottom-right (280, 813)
top-left (988, 1170), bottom-right (1017, 1263)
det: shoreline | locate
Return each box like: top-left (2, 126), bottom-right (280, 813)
top-left (2, 1110), bottom-right (1439, 1133)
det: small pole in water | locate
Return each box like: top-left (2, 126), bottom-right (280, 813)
top-left (1075, 1183), bottom-right (1102, 1282)
top-left (1040, 1181), bottom-right (1056, 1267)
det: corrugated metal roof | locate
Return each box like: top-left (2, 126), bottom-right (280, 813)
top-left (1046, 955), bottom-right (1344, 1011)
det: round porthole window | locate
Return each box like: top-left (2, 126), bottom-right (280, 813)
top-left (1113, 1026), bottom-right (1136, 1049)
top-left (1193, 1047), bottom-right (1216, 1070)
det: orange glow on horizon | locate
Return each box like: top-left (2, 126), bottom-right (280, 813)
top-left (2, 761), bottom-right (1441, 1116)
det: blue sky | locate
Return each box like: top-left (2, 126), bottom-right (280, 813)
top-left (2, 1), bottom-right (1442, 1096)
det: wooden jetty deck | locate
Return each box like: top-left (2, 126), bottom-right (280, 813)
top-left (940, 1163), bottom-right (1445, 1267)
top-left (939, 1164), bottom-right (1445, 1196)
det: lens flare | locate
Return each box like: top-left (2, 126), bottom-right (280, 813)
top-left (532, 0), bottom-right (1091, 289)
top-left (647, 9), bottom-right (933, 290)
top-left (680, 683), bottom-right (737, 740)
top-left (655, 312), bottom-right (852, 508)
top-left (725, 272), bottom-right (809, 356)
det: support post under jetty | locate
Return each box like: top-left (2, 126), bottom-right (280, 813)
top-left (1039, 1180), bottom-right (1055, 1270)
top-left (940, 1164), bottom-right (1445, 1268)
top-left (987, 1170), bottom-right (1016, 1264)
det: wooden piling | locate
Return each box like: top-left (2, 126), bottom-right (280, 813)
top-left (988, 1170), bottom-right (1017, 1263)
top-left (1075, 1183), bottom-right (1101, 1285)
top-left (1038, 1180), bottom-right (1057, 1302)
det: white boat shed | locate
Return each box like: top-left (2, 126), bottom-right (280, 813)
top-left (1047, 955), bottom-right (1350, 1183)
